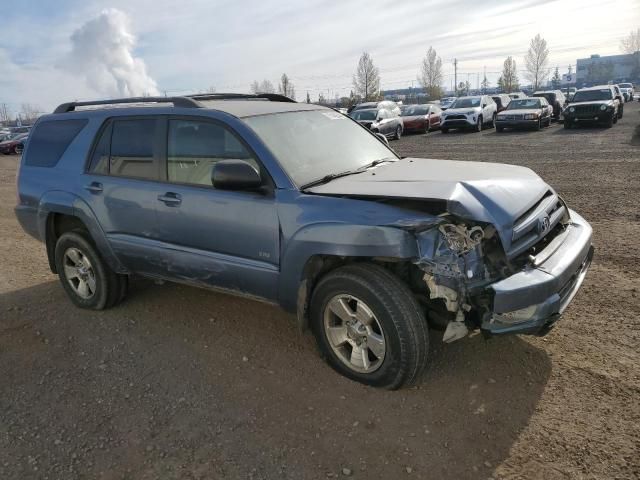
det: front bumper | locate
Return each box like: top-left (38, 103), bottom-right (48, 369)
top-left (565, 111), bottom-right (614, 125)
top-left (482, 210), bottom-right (593, 336)
top-left (441, 117), bottom-right (475, 129)
top-left (496, 118), bottom-right (539, 129)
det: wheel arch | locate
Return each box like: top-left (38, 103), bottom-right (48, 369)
top-left (39, 191), bottom-right (126, 275)
top-left (279, 223), bottom-right (420, 330)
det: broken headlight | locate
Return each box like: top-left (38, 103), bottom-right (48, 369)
top-left (438, 223), bottom-right (485, 254)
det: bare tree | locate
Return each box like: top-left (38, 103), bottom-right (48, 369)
top-left (418, 47), bottom-right (443, 99)
top-left (480, 75), bottom-right (490, 94)
top-left (277, 74), bottom-right (296, 100)
top-left (250, 79), bottom-right (276, 94)
top-left (353, 52), bottom-right (380, 101)
top-left (620, 29), bottom-right (640, 54)
top-left (20, 104), bottom-right (42, 124)
top-left (524, 34), bottom-right (551, 91)
top-left (0, 103), bottom-right (10, 126)
top-left (499, 56), bottom-right (519, 93)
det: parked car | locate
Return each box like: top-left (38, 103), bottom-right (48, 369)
top-left (507, 92), bottom-right (527, 100)
top-left (439, 97), bottom-right (457, 110)
top-left (15, 93), bottom-right (594, 389)
top-left (532, 90), bottom-right (566, 121)
top-left (561, 87), bottom-right (577, 101)
top-left (350, 107), bottom-right (403, 140)
top-left (399, 104), bottom-right (441, 133)
top-left (618, 82), bottom-right (634, 100)
top-left (0, 132), bottom-right (28, 154)
top-left (611, 85), bottom-right (625, 118)
top-left (350, 100), bottom-right (401, 116)
top-left (490, 94), bottom-right (511, 113)
top-left (440, 95), bottom-right (498, 133)
top-left (564, 85), bottom-right (620, 129)
top-left (496, 97), bottom-right (552, 132)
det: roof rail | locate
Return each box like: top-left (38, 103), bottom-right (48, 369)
top-left (186, 93), bottom-right (297, 103)
top-left (53, 96), bottom-right (201, 114)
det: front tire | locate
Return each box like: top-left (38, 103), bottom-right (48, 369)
top-left (441, 127), bottom-right (449, 134)
top-left (475, 116), bottom-right (483, 132)
top-left (310, 264), bottom-right (429, 389)
top-left (394, 125), bottom-right (402, 140)
top-left (618, 104), bottom-right (624, 119)
top-left (54, 232), bottom-right (127, 310)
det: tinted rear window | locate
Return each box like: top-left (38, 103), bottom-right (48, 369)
top-left (24, 119), bottom-right (87, 167)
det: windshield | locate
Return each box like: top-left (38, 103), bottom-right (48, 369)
top-left (451, 97), bottom-right (480, 108)
top-left (350, 110), bottom-right (376, 121)
top-left (533, 93), bottom-right (555, 102)
top-left (619, 83), bottom-right (633, 89)
top-left (400, 105), bottom-right (428, 116)
top-left (244, 110), bottom-right (397, 187)
top-left (572, 89), bottom-right (612, 102)
top-left (506, 99), bottom-right (541, 109)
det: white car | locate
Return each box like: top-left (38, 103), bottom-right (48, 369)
top-left (440, 95), bottom-right (498, 133)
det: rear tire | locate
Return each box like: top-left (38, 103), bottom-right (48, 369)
top-left (310, 263), bottom-right (429, 390)
top-left (54, 232), bottom-right (127, 310)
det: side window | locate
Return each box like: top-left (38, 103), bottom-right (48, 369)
top-left (110, 119), bottom-right (159, 180)
top-left (25, 119), bottom-right (87, 167)
top-left (167, 119), bottom-right (258, 187)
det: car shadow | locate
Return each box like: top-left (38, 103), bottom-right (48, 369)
top-left (0, 279), bottom-right (551, 479)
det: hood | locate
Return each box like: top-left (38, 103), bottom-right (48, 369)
top-left (498, 108), bottom-right (540, 115)
top-left (402, 115), bottom-right (426, 121)
top-left (306, 157), bottom-right (551, 253)
top-left (443, 107), bottom-right (479, 115)
top-left (568, 100), bottom-right (614, 107)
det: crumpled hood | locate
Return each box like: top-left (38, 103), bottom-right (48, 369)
top-left (306, 157), bottom-right (551, 250)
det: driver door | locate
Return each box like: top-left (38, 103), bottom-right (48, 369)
top-left (152, 117), bottom-right (280, 301)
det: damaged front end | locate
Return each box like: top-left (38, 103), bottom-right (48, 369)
top-left (415, 219), bottom-right (500, 342)
top-left (409, 208), bottom-right (593, 343)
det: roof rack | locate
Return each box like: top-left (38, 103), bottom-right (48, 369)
top-left (53, 96), bottom-right (201, 114)
top-left (53, 92), bottom-right (297, 114)
top-left (186, 93), bottom-right (297, 103)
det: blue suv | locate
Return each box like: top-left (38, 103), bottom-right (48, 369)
top-left (15, 94), bottom-right (594, 389)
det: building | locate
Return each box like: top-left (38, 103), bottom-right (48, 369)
top-left (576, 52), bottom-right (640, 86)
top-left (381, 87), bottom-right (428, 103)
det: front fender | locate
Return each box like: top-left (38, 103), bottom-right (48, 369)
top-left (278, 223), bottom-right (419, 311)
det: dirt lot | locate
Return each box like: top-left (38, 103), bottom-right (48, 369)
top-left (1, 104), bottom-right (639, 480)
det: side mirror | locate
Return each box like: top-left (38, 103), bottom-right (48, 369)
top-left (375, 133), bottom-right (389, 146)
top-left (212, 160), bottom-right (262, 190)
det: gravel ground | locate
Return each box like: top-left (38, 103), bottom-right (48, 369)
top-left (1, 103), bottom-right (639, 480)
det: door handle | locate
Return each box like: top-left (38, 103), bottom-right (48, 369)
top-left (158, 192), bottom-right (182, 206)
top-left (84, 182), bottom-right (103, 193)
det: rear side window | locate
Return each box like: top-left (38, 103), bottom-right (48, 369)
top-left (88, 118), bottom-right (159, 180)
top-left (25, 119), bottom-right (87, 167)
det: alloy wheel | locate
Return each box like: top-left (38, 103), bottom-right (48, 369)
top-left (323, 294), bottom-right (386, 373)
top-left (63, 247), bottom-right (97, 299)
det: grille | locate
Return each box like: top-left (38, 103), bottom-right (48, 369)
top-left (508, 191), bottom-right (566, 258)
top-left (445, 114), bottom-right (467, 120)
top-left (501, 114), bottom-right (522, 121)
top-left (574, 104), bottom-right (600, 115)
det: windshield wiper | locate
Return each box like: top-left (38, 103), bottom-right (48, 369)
top-left (300, 157), bottom-right (397, 190)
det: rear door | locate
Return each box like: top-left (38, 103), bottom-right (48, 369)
top-left (151, 116), bottom-right (280, 301)
top-left (83, 116), bottom-right (169, 275)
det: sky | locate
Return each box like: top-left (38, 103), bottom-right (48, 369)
top-left (0, 0), bottom-right (638, 116)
